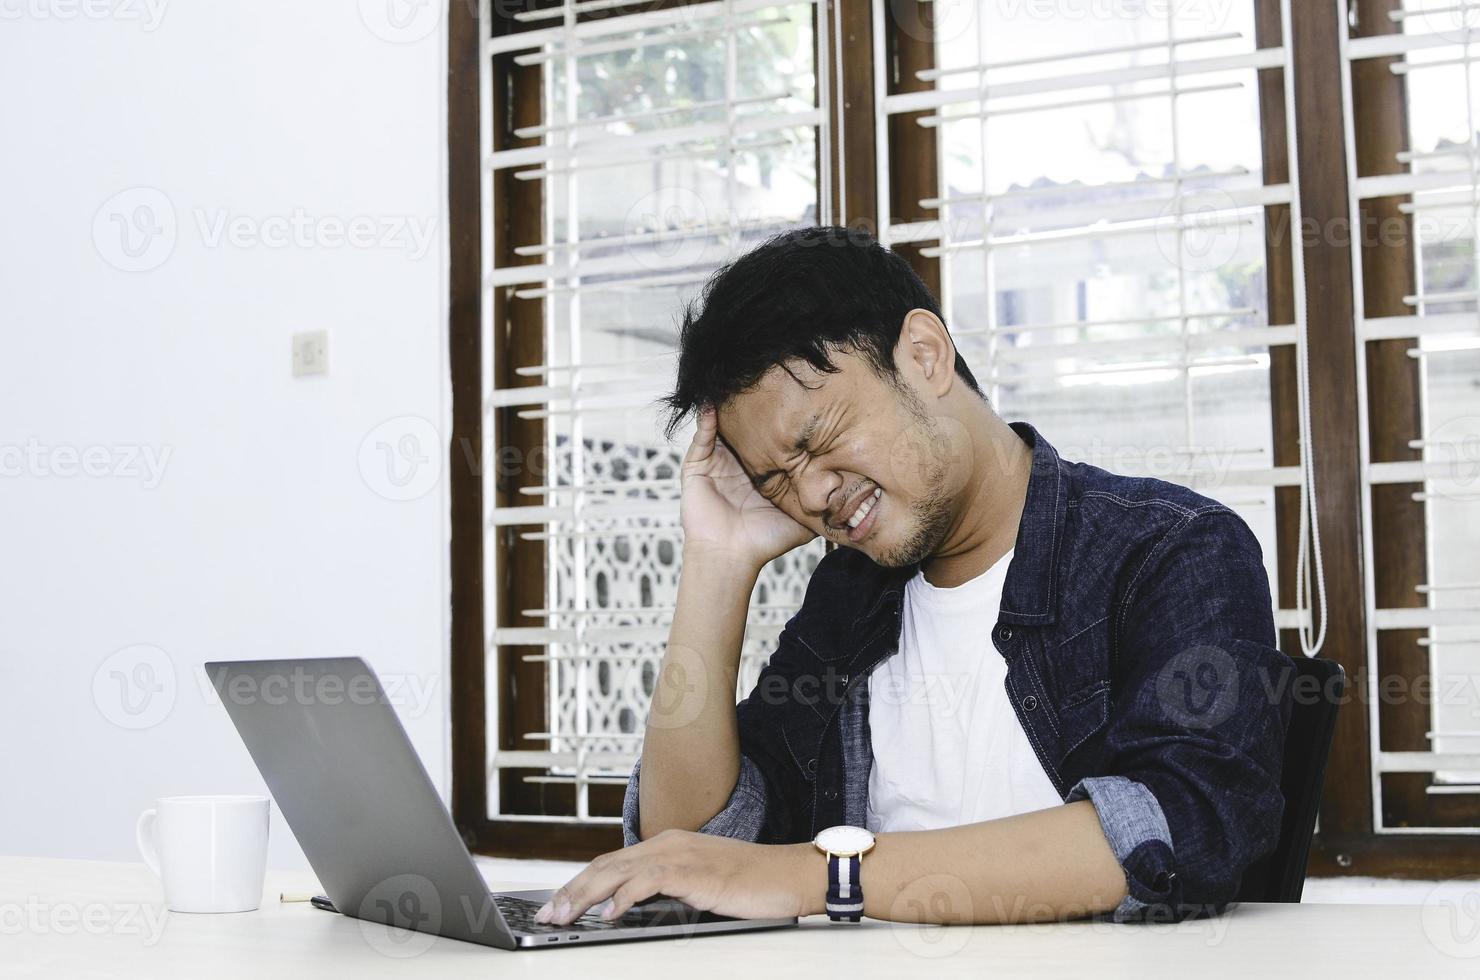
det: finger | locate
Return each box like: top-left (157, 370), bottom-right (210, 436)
top-left (603, 866), bottom-right (667, 920)
top-left (683, 406), bottom-right (718, 468)
top-left (537, 852), bottom-right (641, 926)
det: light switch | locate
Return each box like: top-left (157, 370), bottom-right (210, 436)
top-left (292, 330), bottom-right (329, 377)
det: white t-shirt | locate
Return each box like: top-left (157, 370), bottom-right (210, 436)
top-left (865, 549), bottom-right (1063, 832)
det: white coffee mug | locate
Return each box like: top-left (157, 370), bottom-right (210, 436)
top-left (136, 795), bottom-right (270, 913)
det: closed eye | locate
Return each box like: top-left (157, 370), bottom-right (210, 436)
top-left (753, 470), bottom-right (788, 500)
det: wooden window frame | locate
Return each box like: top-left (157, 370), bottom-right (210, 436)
top-left (448, 0), bottom-right (1480, 872)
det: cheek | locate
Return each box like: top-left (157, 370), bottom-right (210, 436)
top-left (885, 416), bottom-right (972, 498)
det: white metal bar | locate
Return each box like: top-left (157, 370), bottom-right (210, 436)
top-left (920, 166), bottom-right (1262, 211)
top-left (914, 81), bottom-right (1244, 129)
top-left (1354, 169), bottom-right (1476, 200)
top-left (1360, 312), bottom-right (1480, 340)
top-left (512, 90), bottom-right (793, 138)
top-left (493, 623), bottom-right (786, 647)
top-left (521, 601), bottom-right (795, 618)
top-left (1404, 288), bottom-right (1479, 307)
top-left (516, 476), bottom-right (679, 495)
top-left (514, 269), bottom-right (711, 300)
top-left (1344, 29), bottom-right (1479, 62)
top-left (488, 108), bottom-right (823, 171)
top-left (490, 499), bottom-right (677, 526)
top-left (894, 184), bottom-right (1290, 246)
top-left (514, 0), bottom-right (683, 23)
top-left (488, 247), bottom-right (718, 289)
top-left (513, 13), bottom-right (787, 67)
top-left (1372, 607), bottom-right (1480, 630)
top-left (513, 135), bottom-right (796, 181)
top-left (519, 525), bottom-right (682, 543)
top-left (1398, 142), bottom-right (1475, 165)
top-left (478, 0), bottom-right (501, 820)
top-left (513, 216), bottom-right (798, 257)
top-left (917, 32), bottom-right (1246, 81)
top-left (883, 47), bottom-right (1282, 117)
top-left (522, 775), bottom-right (631, 786)
top-left (1388, 3), bottom-right (1473, 25)
top-left (1379, 752), bottom-right (1480, 773)
top-left (986, 326), bottom-right (1297, 366)
top-left (489, 748), bottom-right (639, 769)
top-left (486, 0), bottom-right (822, 57)
top-left (912, 212), bottom-right (1257, 257)
top-left (514, 353), bottom-right (672, 377)
top-left (952, 309), bottom-right (1265, 338)
top-left (1391, 52), bottom-right (1480, 74)
top-left (1368, 459), bottom-right (1480, 483)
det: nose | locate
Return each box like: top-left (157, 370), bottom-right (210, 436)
top-left (796, 466), bottom-right (841, 522)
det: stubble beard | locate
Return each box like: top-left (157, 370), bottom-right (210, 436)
top-left (872, 404), bottom-right (956, 568)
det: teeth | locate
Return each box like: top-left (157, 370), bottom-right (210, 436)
top-left (846, 488), bottom-right (882, 529)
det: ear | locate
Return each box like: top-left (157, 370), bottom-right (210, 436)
top-left (895, 308), bottom-right (956, 399)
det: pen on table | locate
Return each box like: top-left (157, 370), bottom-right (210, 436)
top-left (280, 891), bottom-right (339, 912)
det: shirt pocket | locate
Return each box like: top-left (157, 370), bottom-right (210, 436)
top-left (1048, 615), bottom-right (1112, 703)
top-left (1048, 616), bottom-right (1114, 763)
top-left (1057, 681), bottom-right (1112, 763)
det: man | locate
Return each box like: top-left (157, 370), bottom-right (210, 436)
top-left (536, 227), bottom-right (1293, 927)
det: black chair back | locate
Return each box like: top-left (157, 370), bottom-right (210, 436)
top-left (1236, 655), bottom-right (1345, 903)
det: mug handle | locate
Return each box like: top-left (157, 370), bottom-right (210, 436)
top-left (136, 809), bottom-right (162, 878)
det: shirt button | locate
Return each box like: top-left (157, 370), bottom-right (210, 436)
top-left (1022, 695), bottom-right (1039, 711)
top-left (806, 758), bottom-right (818, 775)
top-left (996, 625), bottom-right (1013, 643)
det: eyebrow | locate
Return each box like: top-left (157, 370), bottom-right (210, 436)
top-left (750, 410), bottom-right (824, 489)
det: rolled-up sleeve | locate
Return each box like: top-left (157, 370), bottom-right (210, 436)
top-left (621, 754), bottom-right (771, 847)
top-left (1067, 775), bottom-right (1179, 920)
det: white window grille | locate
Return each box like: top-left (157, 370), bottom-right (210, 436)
top-left (873, 0), bottom-right (1318, 637)
top-left (483, 0), bottom-right (831, 823)
top-left (1339, 0), bottom-right (1480, 820)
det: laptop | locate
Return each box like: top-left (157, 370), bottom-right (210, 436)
top-left (206, 656), bottom-right (798, 949)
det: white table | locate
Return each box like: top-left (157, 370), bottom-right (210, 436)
top-left (4, 857), bottom-right (1477, 978)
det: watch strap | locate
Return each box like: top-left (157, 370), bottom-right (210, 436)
top-left (825, 852), bottom-right (863, 923)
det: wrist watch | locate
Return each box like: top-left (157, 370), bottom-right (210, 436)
top-left (812, 825), bottom-right (876, 923)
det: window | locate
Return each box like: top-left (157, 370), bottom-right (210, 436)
top-left (1343, 0), bottom-right (1480, 832)
top-left (876, 0), bottom-right (1294, 615)
top-left (455, 0), bottom-right (831, 855)
top-left (447, 0), bottom-right (1480, 874)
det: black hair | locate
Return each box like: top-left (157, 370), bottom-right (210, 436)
top-left (659, 225), bottom-right (984, 439)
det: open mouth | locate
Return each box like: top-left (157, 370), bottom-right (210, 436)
top-left (836, 486), bottom-right (882, 544)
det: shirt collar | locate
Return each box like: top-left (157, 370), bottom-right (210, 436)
top-left (996, 421), bottom-right (1067, 626)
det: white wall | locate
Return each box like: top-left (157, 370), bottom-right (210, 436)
top-left (0, 0), bottom-right (452, 870)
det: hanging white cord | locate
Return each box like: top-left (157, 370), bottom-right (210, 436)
top-left (1280, 0), bottom-right (1328, 656)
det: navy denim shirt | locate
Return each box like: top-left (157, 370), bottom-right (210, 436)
top-left (624, 422), bottom-right (1294, 921)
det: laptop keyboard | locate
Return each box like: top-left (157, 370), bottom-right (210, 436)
top-left (493, 894), bottom-right (628, 933)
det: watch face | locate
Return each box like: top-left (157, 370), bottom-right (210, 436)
top-left (815, 825), bottom-right (876, 856)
